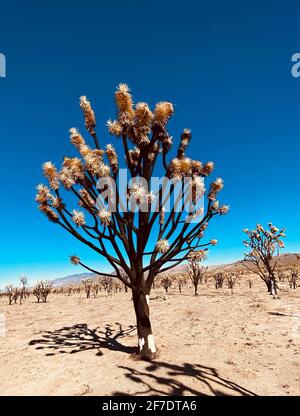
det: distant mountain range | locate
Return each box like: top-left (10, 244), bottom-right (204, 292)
top-left (51, 252), bottom-right (300, 287)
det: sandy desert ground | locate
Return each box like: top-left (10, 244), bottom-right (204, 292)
top-left (0, 279), bottom-right (300, 396)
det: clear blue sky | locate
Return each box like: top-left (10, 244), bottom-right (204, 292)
top-left (0, 0), bottom-right (299, 287)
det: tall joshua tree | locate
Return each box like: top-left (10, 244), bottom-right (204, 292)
top-left (35, 84), bottom-right (228, 359)
top-left (242, 223), bottom-right (286, 297)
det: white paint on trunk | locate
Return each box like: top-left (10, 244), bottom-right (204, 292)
top-left (145, 295), bottom-right (150, 306)
top-left (147, 334), bottom-right (156, 353)
top-left (138, 337), bottom-right (145, 351)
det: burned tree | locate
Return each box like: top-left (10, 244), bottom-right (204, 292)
top-left (35, 84), bottom-right (228, 359)
top-left (188, 250), bottom-right (208, 295)
top-left (243, 223), bottom-right (286, 297)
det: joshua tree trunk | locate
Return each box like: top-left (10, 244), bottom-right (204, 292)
top-left (132, 289), bottom-right (157, 360)
top-left (266, 276), bottom-right (277, 297)
top-left (194, 284), bottom-right (198, 296)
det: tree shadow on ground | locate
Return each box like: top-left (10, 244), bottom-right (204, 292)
top-left (268, 312), bottom-right (295, 317)
top-left (29, 322), bottom-right (136, 356)
top-left (113, 361), bottom-right (257, 396)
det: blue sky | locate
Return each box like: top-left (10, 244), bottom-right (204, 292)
top-left (0, 0), bottom-right (299, 287)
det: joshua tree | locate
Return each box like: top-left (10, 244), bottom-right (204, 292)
top-left (243, 223), bottom-right (286, 297)
top-left (100, 276), bottom-right (112, 296)
top-left (20, 276), bottom-right (27, 301)
top-left (212, 272), bottom-right (225, 289)
top-left (91, 280), bottom-right (100, 297)
top-left (287, 266), bottom-right (298, 289)
top-left (160, 274), bottom-right (172, 293)
top-left (35, 84), bottom-right (228, 359)
top-left (226, 272), bottom-right (239, 294)
top-left (82, 278), bottom-right (92, 298)
top-left (277, 266), bottom-right (285, 283)
top-left (188, 250), bottom-right (208, 295)
top-left (176, 275), bottom-right (186, 293)
top-left (5, 285), bottom-right (19, 305)
top-left (33, 280), bottom-right (52, 303)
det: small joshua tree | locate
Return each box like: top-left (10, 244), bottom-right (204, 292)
top-left (212, 272), bottom-right (225, 289)
top-left (160, 274), bottom-right (172, 293)
top-left (35, 84), bottom-right (228, 359)
top-left (287, 266), bottom-right (298, 289)
top-left (5, 285), bottom-right (18, 305)
top-left (33, 280), bottom-right (52, 303)
top-left (188, 249), bottom-right (208, 295)
top-left (20, 276), bottom-right (27, 302)
top-left (82, 278), bottom-right (92, 298)
top-left (176, 275), bottom-right (186, 293)
top-left (226, 272), bottom-right (239, 294)
top-left (92, 280), bottom-right (100, 297)
top-left (100, 276), bottom-right (112, 296)
top-left (243, 223), bottom-right (286, 297)
top-left (277, 266), bottom-right (285, 283)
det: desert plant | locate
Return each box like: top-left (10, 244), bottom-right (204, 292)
top-left (188, 250), bottom-right (208, 295)
top-left (226, 272), bottom-right (239, 294)
top-left (99, 276), bottom-right (112, 296)
top-left (243, 223), bottom-right (286, 297)
top-left (5, 284), bottom-right (20, 305)
top-left (213, 272), bottom-right (225, 289)
top-left (82, 278), bottom-right (93, 298)
top-left (19, 276), bottom-right (27, 302)
top-left (160, 274), bottom-right (172, 293)
top-left (277, 266), bottom-right (285, 283)
top-left (176, 275), bottom-right (187, 293)
top-left (287, 266), bottom-right (298, 289)
top-left (91, 281), bottom-right (100, 297)
top-left (33, 280), bottom-right (52, 303)
top-left (35, 84), bottom-right (227, 359)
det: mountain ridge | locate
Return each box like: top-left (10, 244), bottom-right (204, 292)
top-left (51, 252), bottom-right (300, 287)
